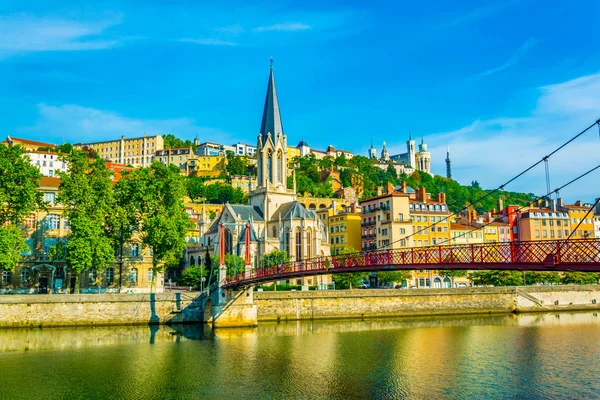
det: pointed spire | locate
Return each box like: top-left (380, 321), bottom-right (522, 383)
top-left (259, 58), bottom-right (284, 145)
top-left (409, 130), bottom-right (412, 141)
top-left (445, 145), bottom-right (452, 179)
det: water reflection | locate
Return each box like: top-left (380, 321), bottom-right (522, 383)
top-left (1, 312), bottom-right (599, 399)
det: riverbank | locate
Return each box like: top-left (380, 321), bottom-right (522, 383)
top-left (0, 285), bottom-right (599, 328)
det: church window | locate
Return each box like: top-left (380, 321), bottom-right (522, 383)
top-left (272, 226), bottom-right (277, 238)
top-left (285, 231), bottom-right (291, 255)
top-left (277, 151), bottom-right (282, 183)
top-left (295, 229), bottom-right (303, 261)
top-left (306, 229), bottom-right (312, 258)
top-left (267, 151), bottom-right (274, 183)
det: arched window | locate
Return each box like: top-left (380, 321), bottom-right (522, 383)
top-left (306, 228), bottom-right (312, 258)
top-left (267, 151), bottom-right (273, 184)
top-left (285, 230), bottom-right (291, 255)
top-left (276, 150), bottom-right (282, 183)
top-left (295, 228), bottom-right (303, 261)
top-left (272, 226), bottom-right (277, 238)
top-left (190, 256), bottom-right (196, 266)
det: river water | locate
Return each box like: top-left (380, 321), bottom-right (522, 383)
top-left (1, 312), bottom-right (599, 399)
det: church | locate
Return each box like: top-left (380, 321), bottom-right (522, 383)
top-left (369, 135), bottom-right (432, 175)
top-left (202, 63), bottom-right (330, 285)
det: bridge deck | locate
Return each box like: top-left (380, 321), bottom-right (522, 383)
top-left (224, 239), bottom-right (600, 288)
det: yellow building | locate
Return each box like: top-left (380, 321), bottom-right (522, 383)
top-left (559, 200), bottom-right (595, 238)
top-left (287, 146), bottom-right (301, 165)
top-left (328, 210), bottom-right (362, 255)
top-left (408, 188), bottom-right (452, 247)
top-left (185, 155), bottom-right (226, 177)
top-left (1, 136), bottom-right (56, 151)
top-left (2, 177), bottom-right (160, 294)
top-left (74, 134), bottom-right (163, 167)
top-left (450, 223), bottom-right (484, 245)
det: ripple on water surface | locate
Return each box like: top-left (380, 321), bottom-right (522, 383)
top-left (0, 312), bottom-right (599, 399)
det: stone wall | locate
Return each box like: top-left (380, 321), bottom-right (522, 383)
top-left (254, 287), bottom-right (516, 321)
top-left (254, 285), bottom-right (600, 322)
top-left (0, 293), bottom-right (203, 328)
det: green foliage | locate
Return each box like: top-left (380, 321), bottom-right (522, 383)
top-left (262, 250), bottom-right (290, 267)
top-left (163, 134), bottom-right (195, 150)
top-left (0, 144), bottom-right (44, 225)
top-left (523, 271), bottom-right (562, 285)
top-left (185, 177), bottom-right (247, 204)
top-left (255, 284), bottom-right (304, 291)
top-left (439, 270), bottom-right (468, 278)
top-left (0, 225), bottom-right (28, 271)
top-left (377, 271), bottom-right (412, 285)
top-left (58, 150), bottom-right (115, 285)
top-left (115, 162), bottom-right (193, 286)
top-left (48, 240), bottom-right (67, 262)
top-left (214, 253), bottom-right (246, 277)
top-left (225, 151), bottom-right (250, 176)
top-left (469, 270), bottom-right (524, 286)
top-left (180, 265), bottom-right (209, 289)
top-left (561, 272), bottom-right (600, 285)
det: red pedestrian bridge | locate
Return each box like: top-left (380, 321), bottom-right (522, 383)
top-left (223, 239), bottom-right (600, 289)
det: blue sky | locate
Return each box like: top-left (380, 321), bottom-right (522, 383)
top-left (2, 0), bottom-right (600, 201)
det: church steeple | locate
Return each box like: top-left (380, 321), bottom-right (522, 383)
top-left (259, 57), bottom-right (284, 145)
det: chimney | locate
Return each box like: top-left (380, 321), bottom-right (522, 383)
top-left (558, 198), bottom-right (564, 208)
top-left (377, 186), bottom-right (383, 196)
top-left (497, 198), bottom-right (504, 212)
top-left (401, 181), bottom-right (407, 193)
top-left (575, 200), bottom-right (582, 207)
top-left (386, 182), bottom-right (394, 194)
top-left (351, 202), bottom-right (356, 213)
top-left (419, 187), bottom-right (427, 203)
top-left (437, 192), bottom-right (446, 204)
top-left (470, 208), bottom-right (477, 222)
top-left (491, 208), bottom-right (496, 215)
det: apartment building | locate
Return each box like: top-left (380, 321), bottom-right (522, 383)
top-left (517, 208), bottom-right (572, 241)
top-left (74, 134), bottom-right (163, 167)
top-left (329, 210), bottom-right (362, 255)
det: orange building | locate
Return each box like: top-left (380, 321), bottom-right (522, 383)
top-left (517, 208), bottom-right (571, 241)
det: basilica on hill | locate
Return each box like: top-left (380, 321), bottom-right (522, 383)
top-left (202, 63), bottom-right (330, 284)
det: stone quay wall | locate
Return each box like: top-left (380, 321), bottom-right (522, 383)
top-left (0, 293), bottom-right (203, 328)
top-left (1, 285), bottom-right (600, 328)
top-left (254, 285), bottom-right (600, 322)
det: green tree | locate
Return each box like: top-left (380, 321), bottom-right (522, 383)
top-left (58, 150), bottom-right (115, 292)
top-left (215, 253), bottom-right (246, 278)
top-left (163, 134), bottom-right (195, 150)
top-left (0, 144), bottom-right (45, 225)
top-left (469, 270), bottom-right (523, 286)
top-left (561, 272), bottom-right (600, 285)
top-left (263, 250), bottom-right (290, 267)
top-left (377, 271), bottom-right (412, 287)
top-left (180, 265), bottom-right (209, 289)
top-left (115, 162), bottom-right (193, 290)
top-left (0, 225), bottom-right (28, 272)
top-left (225, 151), bottom-right (250, 176)
top-left (48, 239), bottom-right (67, 263)
top-left (186, 176), bottom-right (206, 201)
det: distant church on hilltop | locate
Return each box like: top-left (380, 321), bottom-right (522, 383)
top-left (369, 134), bottom-right (432, 175)
top-left (202, 62), bottom-right (330, 283)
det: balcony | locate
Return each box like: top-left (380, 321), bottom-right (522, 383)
top-left (380, 219), bottom-right (392, 225)
top-left (362, 221), bottom-right (376, 227)
top-left (361, 233), bottom-right (376, 239)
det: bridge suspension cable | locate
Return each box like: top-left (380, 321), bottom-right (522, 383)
top-left (432, 163), bottom-right (600, 247)
top-left (378, 117), bottom-right (600, 251)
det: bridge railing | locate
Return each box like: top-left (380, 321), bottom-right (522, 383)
top-left (224, 239), bottom-right (600, 286)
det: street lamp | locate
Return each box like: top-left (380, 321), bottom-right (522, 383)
top-left (201, 276), bottom-right (206, 293)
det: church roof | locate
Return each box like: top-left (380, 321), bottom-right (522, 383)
top-left (259, 65), bottom-right (284, 145)
top-left (205, 204), bottom-right (264, 234)
top-left (238, 224), bottom-right (259, 242)
top-left (270, 201), bottom-right (316, 221)
top-left (297, 141), bottom-right (309, 147)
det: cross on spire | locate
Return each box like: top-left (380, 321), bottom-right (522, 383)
top-left (269, 56), bottom-right (274, 70)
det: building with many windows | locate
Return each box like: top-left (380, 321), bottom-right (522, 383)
top-left (558, 199), bottom-right (595, 239)
top-left (74, 134), bottom-right (163, 167)
top-left (516, 208), bottom-right (572, 241)
top-left (26, 151), bottom-right (68, 177)
top-left (1, 136), bottom-right (56, 151)
top-left (328, 209), bottom-right (362, 255)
